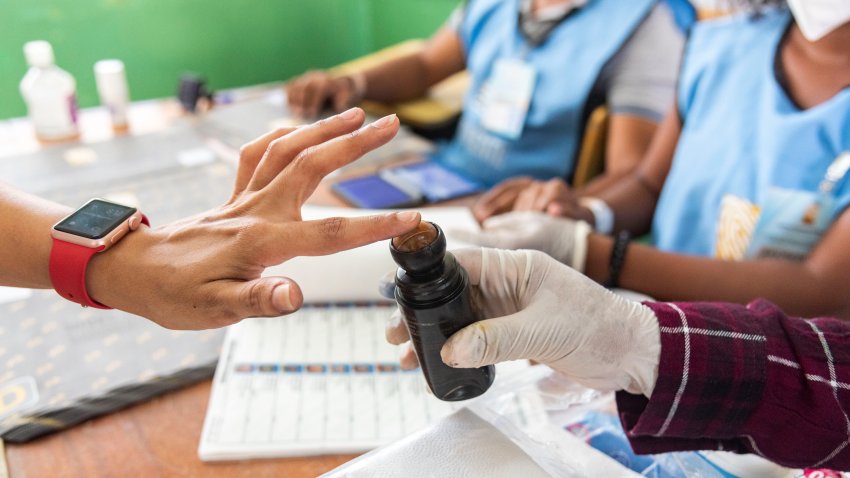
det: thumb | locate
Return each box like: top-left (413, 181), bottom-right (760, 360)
top-left (440, 309), bottom-right (542, 368)
top-left (215, 277), bottom-right (304, 321)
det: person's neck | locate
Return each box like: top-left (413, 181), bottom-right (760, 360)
top-left (791, 21), bottom-right (850, 65)
top-left (531, 0), bottom-right (571, 15)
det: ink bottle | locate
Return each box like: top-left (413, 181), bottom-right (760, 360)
top-left (390, 221), bottom-right (495, 401)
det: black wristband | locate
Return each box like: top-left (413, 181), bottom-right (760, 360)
top-left (605, 230), bottom-right (631, 289)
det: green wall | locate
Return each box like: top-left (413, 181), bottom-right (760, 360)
top-left (0, 0), bottom-right (459, 120)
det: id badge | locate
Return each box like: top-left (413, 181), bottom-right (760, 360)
top-left (479, 59), bottom-right (537, 140)
top-left (744, 187), bottom-right (837, 261)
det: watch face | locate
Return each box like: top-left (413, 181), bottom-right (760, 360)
top-left (54, 200), bottom-right (137, 239)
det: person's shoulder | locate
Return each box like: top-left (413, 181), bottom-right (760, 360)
top-left (685, 8), bottom-right (787, 69)
top-left (462, 0), bottom-right (513, 31)
top-left (463, 0), bottom-right (505, 18)
top-left (691, 8), bottom-right (788, 43)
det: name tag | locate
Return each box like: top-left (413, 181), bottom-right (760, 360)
top-left (478, 59), bottom-right (537, 140)
top-left (745, 188), bottom-right (837, 261)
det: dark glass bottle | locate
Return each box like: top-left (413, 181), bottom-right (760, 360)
top-left (390, 221), bottom-right (495, 401)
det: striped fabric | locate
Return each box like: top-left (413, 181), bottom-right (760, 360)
top-left (616, 300), bottom-right (850, 470)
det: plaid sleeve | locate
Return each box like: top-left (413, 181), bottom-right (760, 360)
top-left (616, 299), bottom-right (850, 470)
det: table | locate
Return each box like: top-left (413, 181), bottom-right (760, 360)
top-left (4, 382), bottom-right (355, 478)
top-left (0, 85), bottom-right (452, 478)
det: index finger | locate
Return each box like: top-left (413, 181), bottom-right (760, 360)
top-left (260, 210), bottom-right (420, 263)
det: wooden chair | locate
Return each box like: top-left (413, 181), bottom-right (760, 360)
top-left (571, 105), bottom-right (609, 188)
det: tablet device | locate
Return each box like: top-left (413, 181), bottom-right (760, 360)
top-left (331, 175), bottom-right (423, 209)
top-left (380, 162), bottom-right (483, 202)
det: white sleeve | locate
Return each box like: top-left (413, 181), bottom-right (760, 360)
top-left (598, 2), bottom-right (686, 122)
top-left (445, 4), bottom-right (466, 32)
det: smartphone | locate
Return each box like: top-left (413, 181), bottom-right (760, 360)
top-left (379, 162), bottom-right (483, 202)
top-left (331, 174), bottom-right (424, 209)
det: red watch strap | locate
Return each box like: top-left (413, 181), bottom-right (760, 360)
top-left (49, 240), bottom-right (110, 309)
top-left (49, 214), bottom-right (149, 309)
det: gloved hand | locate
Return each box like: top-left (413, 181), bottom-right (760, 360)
top-left (452, 211), bottom-right (592, 272)
top-left (385, 248), bottom-right (661, 396)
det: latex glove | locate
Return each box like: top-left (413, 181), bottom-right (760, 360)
top-left (452, 211), bottom-right (592, 272)
top-left (86, 109), bottom-right (420, 330)
top-left (286, 70), bottom-right (363, 118)
top-left (386, 248), bottom-right (661, 396)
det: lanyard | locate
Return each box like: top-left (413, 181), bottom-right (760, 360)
top-left (819, 151), bottom-right (850, 194)
top-left (819, 152), bottom-right (850, 195)
top-left (517, 0), bottom-right (582, 48)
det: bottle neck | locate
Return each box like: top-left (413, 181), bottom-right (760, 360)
top-left (395, 253), bottom-right (468, 306)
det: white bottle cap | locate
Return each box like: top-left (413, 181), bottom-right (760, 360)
top-left (94, 59), bottom-right (125, 78)
top-left (23, 41), bottom-right (55, 68)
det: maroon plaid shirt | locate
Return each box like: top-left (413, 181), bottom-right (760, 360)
top-left (616, 299), bottom-right (850, 471)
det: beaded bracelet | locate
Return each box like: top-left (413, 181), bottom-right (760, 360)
top-left (605, 230), bottom-right (631, 289)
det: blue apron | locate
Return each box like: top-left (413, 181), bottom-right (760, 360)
top-left (433, 0), bottom-right (692, 187)
top-left (652, 9), bottom-right (850, 256)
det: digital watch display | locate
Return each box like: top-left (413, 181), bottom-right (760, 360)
top-left (54, 199), bottom-right (137, 239)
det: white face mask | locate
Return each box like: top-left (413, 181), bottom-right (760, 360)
top-left (787, 0), bottom-right (850, 42)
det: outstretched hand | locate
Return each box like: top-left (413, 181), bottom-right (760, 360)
top-left (88, 109), bottom-right (420, 329)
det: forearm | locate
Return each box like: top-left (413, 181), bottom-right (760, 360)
top-left (618, 300), bottom-right (850, 470)
top-left (576, 169), bottom-right (629, 197)
top-left (362, 28), bottom-right (464, 103)
top-left (0, 183), bottom-right (70, 288)
top-left (593, 174), bottom-right (658, 235)
top-left (579, 114), bottom-right (657, 197)
top-left (588, 105), bottom-right (679, 232)
top-left (585, 235), bottom-right (850, 319)
top-left (361, 54), bottom-right (435, 102)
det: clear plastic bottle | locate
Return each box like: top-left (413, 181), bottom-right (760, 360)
top-left (19, 40), bottom-right (79, 142)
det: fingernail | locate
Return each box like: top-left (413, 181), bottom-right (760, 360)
top-left (272, 283), bottom-right (294, 312)
top-left (339, 107), bottom-right (359, 119)
top-left (371, 114), bottom-right (397, 129)
top-left (394, 211), bottom-right (419, 223)
top-left (441, 343), bottom-right (461, 368)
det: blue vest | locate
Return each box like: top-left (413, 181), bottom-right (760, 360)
top-left (652, 10), bottom-right (850, 255)
top-left (433, 0), bottom-right (692, 187)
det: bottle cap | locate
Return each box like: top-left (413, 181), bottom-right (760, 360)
top-left (392, 221), bottom-right (437, 252)
top-left (24, 41), bottom-right (55, 68)
top-left (94, 60), bottom-right (129, 101)
top-left (390, 221), bottom-right (446, 274)
top-left (94, 59), bottom-right (125, 78)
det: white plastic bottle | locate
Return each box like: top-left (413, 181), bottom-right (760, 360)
top-left (94, 59), bottom-right (130, 131)
top-left (19, 40), bottom-right (80, 142)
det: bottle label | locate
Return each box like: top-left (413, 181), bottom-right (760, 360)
top-left (26, 93), bottom-right (79, 139)
top-left (68, 94), bottom-right (78, 124)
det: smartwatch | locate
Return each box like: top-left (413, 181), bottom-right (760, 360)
top-left (49, 198), bottom-right (149, 309)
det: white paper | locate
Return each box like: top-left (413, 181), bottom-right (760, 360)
top-left (0, 286), bottom-right (34, 304)
top-left (264, 206), bottom-right (480, 304)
